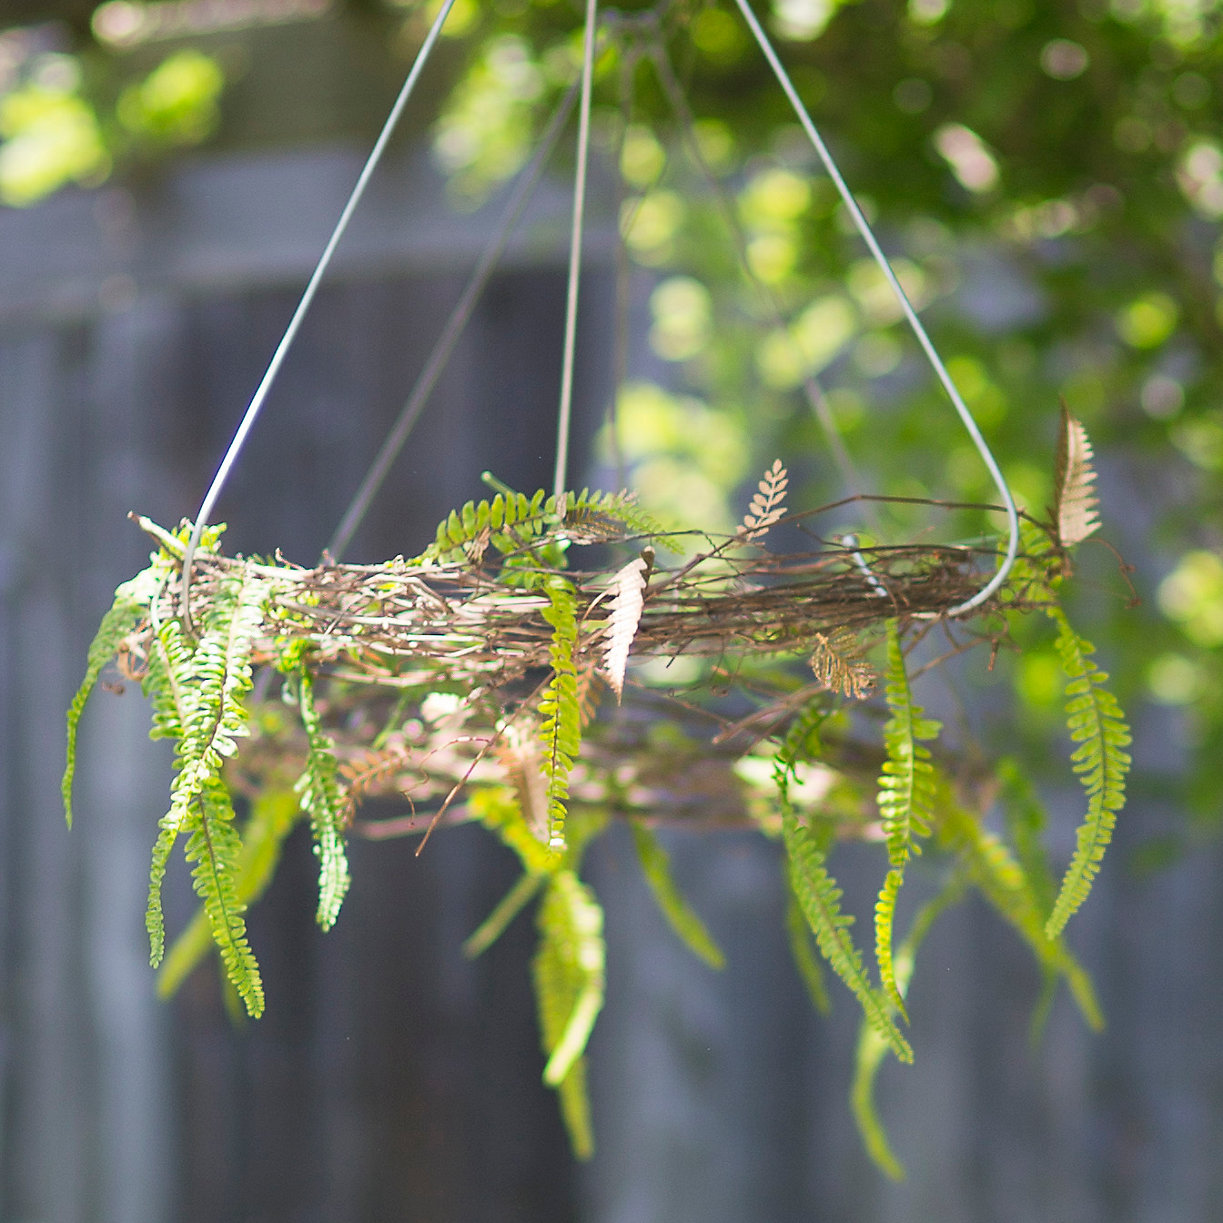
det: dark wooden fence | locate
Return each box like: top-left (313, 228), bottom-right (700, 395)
top-left (2, 143), bottom-right (1220, 1223)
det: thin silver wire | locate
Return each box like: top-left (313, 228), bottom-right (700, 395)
top-left (729, 0), bottom-right (1019, 616)
top-left (326, 73), bottom-right (586, 561)
top-left (179, 0), bottom-right (458, 625)
top-left (646, 40), bottom-right (879, 531)
top-left (553, 0), bottom-right (601, 502)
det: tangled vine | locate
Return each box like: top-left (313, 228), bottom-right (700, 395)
top-left (64, 411), bottom-right (1130, 1173)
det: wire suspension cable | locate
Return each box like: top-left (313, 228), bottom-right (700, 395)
top-left (646, 40), bottom-right (877, 530)
top-left (553, 0), bottom-right (601, 502)
top-left (178, 0), bottom-right (458, 625)
top-left (327, 74), bottom-right (587, 561)
top-left (728, 0), bottom-right (1019, 616)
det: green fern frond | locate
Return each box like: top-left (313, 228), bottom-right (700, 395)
top-left (629, 819), bottom-right (725, 969)
top-left (877, 620), bottom-right (941, 869)
top-left (63, 592), bottom-right (148, 827)
top-left (159, 788), bottom-right (303, 999)
top-left (145, 818), bottom-right (180, 969)
top-left (424, 486), bottom-right (666, 563)
top-left (781, 807), bottom-right (913, 1062)
top-left (295, 668), bottom-right (352, 930)
top-left (774, 699), bottom-right (911, 1060)
top-left (538, 579), bottom-right (580, 853)
top-left (852, 878), bottom-right (964, 1179)
top-left (996, 758), bottom-right (1058, 923)
top-left (873, 868), bottom-right (908, 1020)
top-left (145, 570), bottom-right (265, 975)
top-left (1044, 605), bottom-right (1132, 939)
top-left (942, 799), bottom-right (1102, 1030)
top-left (561, 486), bottom-right (667, 545)
top-left (183, 778), bottom-right (264, 1017)
top-left (532, 869), bottom-right (606, 1158)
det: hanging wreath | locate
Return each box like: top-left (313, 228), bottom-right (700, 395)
top-left (63, 411), bottom-right (1130, 1169)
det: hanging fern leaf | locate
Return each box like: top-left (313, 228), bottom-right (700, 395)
top-left (629, 818), bottom-right (726, 969)
top-left (781, 806), bottom-right (913, 1062)
top-left (159, 787), bottom-right (302, 999)
top-left (463, 871), bottom-right (546, 959)
top-left (873, 868), bottom-right (908, 1020)
top-left (810, 626), bottom-right (875, 699)
top-left (184, 777), bottom-right (265, 1017)
top-left (877, 620), bottom-right (941, 869)
top-left (63, 590), bottom-right (149, 827)
top-left (852, 878), bottom-right (965, 1179)
top-left (144, 568), bottom-right (266, 1004)
top-left (739, 458), bottom-right (789, 541)
top-left (941, 796), bottom-right (1102, 1029)
top-left (1052, 404), bottom-right (1100, 548)
top-left (538, 579), bottom-right (581, 852)
top-left (295, 667), bottom-right (352, 930)
top-left (775, 698), bottom-right (912, 1060)
top-left (532, 869), bottom-right (606, 1158)
top-left (784, 885), bottom-right (831, 1014)
top-left (602, 550), bottom-right (652, 702)
top-left (1044, 606), bottom-right (1132, 939)
top-left (469, 782), bottom-right (556, 875)
top-left (423, 486), bottom-right (664, 564)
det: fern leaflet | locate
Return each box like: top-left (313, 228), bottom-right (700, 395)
top-left (852, 878), bottom-right (964, 1179)
top-left (63, 592), bottom-right (148, 826)
top-left (144, 569), bottom-right (265, 1005)
top-left (424, 486), bottom-right (663, 563)
top-left (782, 806), bottom-right (913, 1062)
top-left (295, 667), bottom-right (352, 930)
top-left (873, 868), bottom-right (908, 1019)
top-left (784, 886), bottom-right (831, 1014)
top-left (1044, 605), bottom-right (1132, 938)
top-left (532, 869), bottom-right (605, 1158)
top-left (463, 871), bottom-right (546, 958)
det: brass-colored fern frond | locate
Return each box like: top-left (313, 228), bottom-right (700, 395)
top-left (1052, 404), bottom-right (1100, 548)
top-left (810, 626), bottom-right (875, 699)
top-left (602, 549), bottom-right (652, 702)
top-left (739, 458), bottom-right (789, 541)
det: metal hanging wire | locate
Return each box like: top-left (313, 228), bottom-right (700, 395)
top-left (728, 0), bottom-right (1020, 617)
top-left (179, 0), bottom-right (459, 627)
top-left (552, 0), bottom-right (601, 501)
top-left (178, 0), bottom-right (1018, 626)
top-left (326, 73), bottom-right (588, 561)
